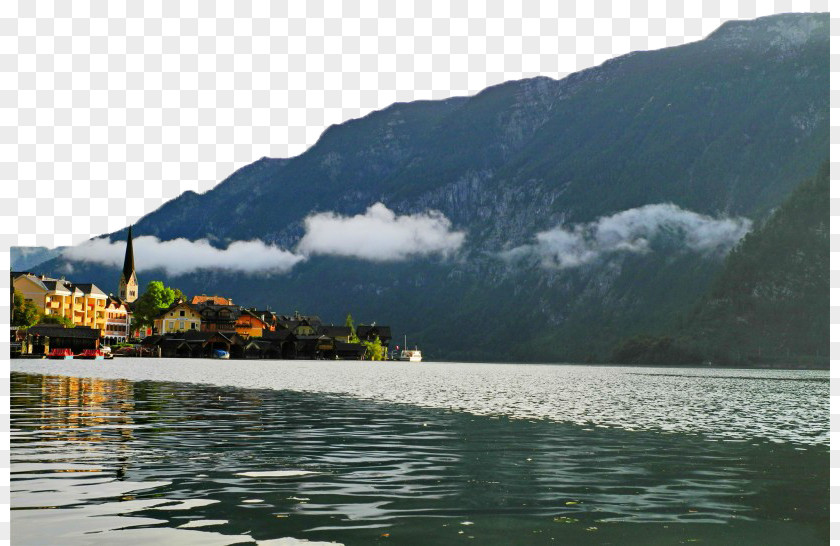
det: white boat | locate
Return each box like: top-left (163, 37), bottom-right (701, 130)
top-left (396, 335), bottom-right (422, 362)
top-left (398, 349), bottom-right (422, 362)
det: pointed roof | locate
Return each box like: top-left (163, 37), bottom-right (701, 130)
top-left (122, 225), bottom-right (135, 280)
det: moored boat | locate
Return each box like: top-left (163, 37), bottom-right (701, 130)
top-left (395, 335), bottom-right (422, 362)
top-left (78, 349), bottom-right (106, 360)
top-left (47, 348), bottom-right (74, 360)
top-left (397, 349), bottom-right (422, 362)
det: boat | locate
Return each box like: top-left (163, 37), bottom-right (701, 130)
top-left (77, 349), bottom-right (106, 360)
top-left (47, 348), bottom-right (74, 360)
top-left (212, 349), bottom-right (230, 359)
top-left (397, 348), bottom-right (422, 362)
top-left (396, 335), bottom-right (422, 362)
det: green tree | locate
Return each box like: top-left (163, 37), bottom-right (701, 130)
top-left (132, 281), bottom-right (181, 332)
top-left (362, 335), bottom-right (386, 361)
top-left (12, 291), bottom-right (40, 328)
top-left (345, 313), bottom-right (360, 343)
top-left (39, 315), bottom-right (74, 327)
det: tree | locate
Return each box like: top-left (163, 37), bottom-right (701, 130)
top-left (12, 291), bottom-right (40, 328)
top-left (345, 313), bottom-right (360, 343)
top-left (39, 315), bottom-right (74, 327)
top-left (132, 281), bottom-right (181, 332)
top-left (362, 335), bottom-right (386, 361)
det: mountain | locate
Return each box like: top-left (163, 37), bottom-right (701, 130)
top-left (11, 247), bottom-right (66, 271)
top-left (612, 161), bottom-right (829, 367)
top-left (32, 13), bottom-right (829, 363)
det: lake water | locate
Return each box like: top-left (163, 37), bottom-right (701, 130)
top-left (11, 359), bottom-right (829, 545)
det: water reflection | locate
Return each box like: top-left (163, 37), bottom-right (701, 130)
top-left (12, 373), bottom-right (828, 545)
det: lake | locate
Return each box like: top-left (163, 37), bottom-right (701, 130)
top-left (11, 359), bottom-right (829, 545)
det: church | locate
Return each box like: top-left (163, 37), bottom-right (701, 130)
top-left (103, 226), bottom-right (138, 344)
top-left (118, 225), bottom-right (139, 303)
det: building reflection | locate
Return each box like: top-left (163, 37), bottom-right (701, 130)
top-left (15, 375), bottom-right (137, 480)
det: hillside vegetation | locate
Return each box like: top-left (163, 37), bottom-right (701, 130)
top-left (612, 161), bottom-right (829, 367)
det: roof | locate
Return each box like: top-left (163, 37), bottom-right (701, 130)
top-left (41, 279), bottom-right (72, 294)
top-left (245, 339), bottom-right (273, 349)
top-left (335, 341), bottom-right (367, 354)
top-left (248, 309), bottom-right (277, 322)
top-left (122, 225), bottom-right (135, 281)
top-left (239, 308), bottom-right (269, 326)
top-left (157, 300), bottom-right (201, 316)
top-left (260, 329), bottom-right (294, 341)
top-left (160, 338), bottom-right (188, 349)
top-left (106, 295), bottom-right (129, 309)
top-left (357, 325), bottom-right (392, 340)
top-left (27, 325), bottom-right (101, 339)
top-left (319, 325), bottom-right (352, 338)
top-left (183, 330), bottom-right (213, 341)
top-left (197, 303), bottom-right (241, 321)
top-left (141, 334), bottom-right (164, 346)
top-left (13, 273), bottom-right (49, 292)
top-left (277, 319), bottom-right (300, 330)
top-left (191, 294), bottom-right (234, 305)
top-left (70, 283), bottom-right (107, 298)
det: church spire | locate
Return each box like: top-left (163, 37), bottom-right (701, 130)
top-left (122, 225), bottom-right (135, 281)
top-left (118, 225), bottom-right (139, 302)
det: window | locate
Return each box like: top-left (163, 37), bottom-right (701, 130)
top-left (191, 323), bottom-right (196, 330)
top-left (179, 321), bottom-right (185, 330)
top-left (180, 310), bottom-right (185, 317)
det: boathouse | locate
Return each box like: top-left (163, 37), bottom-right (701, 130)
top-left (25, 325), bottom-right (101, 355)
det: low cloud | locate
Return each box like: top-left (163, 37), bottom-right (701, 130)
top-left (502, 203), bottom-right (752, 269)
top-left (296, 202), bottom-right (465, 261)
top-left (63, 236), bottom-right (305, 276)
top-left (62, 204), bottom-right (464, 275)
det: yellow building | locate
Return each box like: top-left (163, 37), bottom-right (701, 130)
top-left (12, 273), bottom-right (108, 334)
top-left (153, 301), bottom-right (202, 334)
top-left (14, 273), bottom-right (72, 320)
top-left (70, 283), bottom-right (108, 332)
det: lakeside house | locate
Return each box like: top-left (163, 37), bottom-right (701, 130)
top-left (24, 325), bottom-right (101, 354)
top-left (12, 272), bottom-right (110, 334)
top-left (153, 300), bottom-right (202, 334)
top-left (104, 295), bottom-right (131, 344)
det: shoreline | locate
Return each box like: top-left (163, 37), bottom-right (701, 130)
top-left (11, 354), bottom-right (829, 372)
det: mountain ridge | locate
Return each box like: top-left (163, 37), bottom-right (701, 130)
top-left (28, 12), bottom-right (829, 363)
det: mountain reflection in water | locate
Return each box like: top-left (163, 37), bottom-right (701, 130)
top-left (11, 369), bottom-right (828, 545)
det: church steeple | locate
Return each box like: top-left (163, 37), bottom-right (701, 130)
top-left (118, 225), bottom-right (139, 303)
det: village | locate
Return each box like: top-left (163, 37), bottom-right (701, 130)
top-left (11, 227), bottom-right (396, 361)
